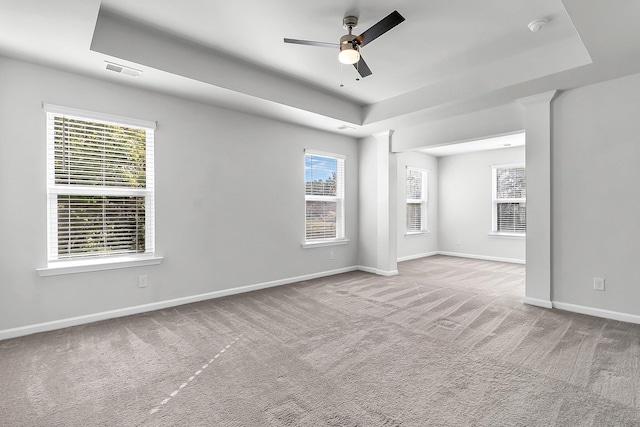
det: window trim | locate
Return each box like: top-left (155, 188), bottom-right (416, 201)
top-left (40, 104), bottom-right (161, 274)
top-left (491, 163), bottom-right (526, 236)
top-left (303, 149), bottom-right (347, 246)
top-left (37, 255), bottom-right (163, 277)
top-left (405, 166), bottom-right (429, 235)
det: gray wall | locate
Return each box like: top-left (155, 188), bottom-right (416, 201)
top-left (552, 73), bottom-right (640, 314)
top-left (396, 151), bottom-right (439, 260)
top-left (0, 57), bottom-right (359, 331)
top-left (438, 147), bottom-right (526, 262)
top-left (3, 53), bottom-right (640, 332)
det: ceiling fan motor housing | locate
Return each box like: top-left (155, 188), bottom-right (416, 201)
top-left (340, 34), bottom-right (357, 47)
top-left (343, 16), bottom-right (358, 30)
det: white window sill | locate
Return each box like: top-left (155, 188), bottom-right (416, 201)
top-left (488, 232), bottom-right (526, 239)
top-left (302, 239), bottom-right (350, 249)
top-left (37, 255), bottom-right (164, 277)
top-left (405, 231), bottom-right (431, 237)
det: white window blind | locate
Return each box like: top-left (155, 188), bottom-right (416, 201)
top-left (304, 151), bottom-right (345, 241)
top-left (492, 165), bottom-right (526, 233)
top-left (45, 105), bottom-right (155, 261)
top-left (406, 167), bottom-right (428, 233)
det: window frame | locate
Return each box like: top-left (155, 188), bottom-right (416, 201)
top-left (405, 166), bottom-right (429, 235)
top-left (491, 163), bottom-right (526, 236)
top-left (303, 149), bottom-right (348, 247)
top-left (38, 104), bottom-right (162, 276)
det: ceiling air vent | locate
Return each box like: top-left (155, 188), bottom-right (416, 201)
top-left (337, 125), bottom-right (356, 131)
top-left (104, 61), bottom-right (142, 77)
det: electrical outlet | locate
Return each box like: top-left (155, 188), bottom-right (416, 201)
top-left (593, 277), bottom-right (605, 291)
top-left (138, 275), bottom-right (149, 288)
top-left (329, 251), bottom-right (334, 260)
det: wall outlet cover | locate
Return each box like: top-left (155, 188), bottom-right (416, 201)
top-left (593, 277), bottom-right (605, 291)
top-left (139, 275), bottom-right (149, 288)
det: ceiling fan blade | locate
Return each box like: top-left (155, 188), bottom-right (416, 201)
top-left (284, 38), bottom-right (339, 48)
top-left (354, 55), bottom-right (372, 78)
top-left (355, 10), bottom-right (405, 47)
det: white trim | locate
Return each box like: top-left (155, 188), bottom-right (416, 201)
top-left (302, 239), bottom-right (350, 248)
top-left (491, 164), bottom-right (526, 234)
top-left (356, 266), bottom-right (399, 276)
top-left (406, 167), bottom-right (428, 233)
top-left (48, 186), bottom-right (150, 197)
top-left (517, 90), bottom-right (557, 107)
top-left (405, 231), bottom-right (431, 237)
top-left (552, 301), bottom-right (640, 325)
top-left (405, 165), bottom-right (431, 173)
top-left (43, 103), bottom-right (156, 130)
top-left (37, 256), bottom-right (164, 276)
top-left (372, 130), bottom-right (394, 139)
top-left (304, 148), bottom-right (347, 159)
top-left (490, 162), bottom-right (525, 169)
top-left (523, 297), bottom-right (553, 309)
top-left (488, 232), bottom-right (526, 239)
top-left (20, 261), bottom-right (640, 343)
top-left (437, 251), bottom-right (525, 265)
top-left (304, 151), bottom-right (346, 242)
top-left (45, 109), bottom-right (156, 263)
top-left (397, 252), bottom-right (439, 262)
top-left (2, 266), bottom-right (358, 341)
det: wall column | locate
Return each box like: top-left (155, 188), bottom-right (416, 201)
top-left (373, 130), bottom-right (398, 275)
top-left (518, 90), bottom-right (557, 308)
top-left (358, 131), bottom-right (398, 276)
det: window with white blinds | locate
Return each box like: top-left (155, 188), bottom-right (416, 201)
top-left (304, 150), bottom-right (345, 242)
top-left (492, 165), bottom-right (526, 234)
top-left (44, 104), bottom-right (156, 262)
top-left (406, 167), bottom-right (428, 233)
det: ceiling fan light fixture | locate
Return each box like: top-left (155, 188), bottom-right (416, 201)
top-left (339, 34), bottom-right (360, 64)
top-left (339, 45), bottom-right (360, 64)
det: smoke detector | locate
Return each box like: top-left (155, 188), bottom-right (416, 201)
top-left (528, 18), bottom-right (549, 32)
top-left (104, 61), bottom-right (142, 77)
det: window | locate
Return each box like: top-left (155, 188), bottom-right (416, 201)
top-left (304, 150), bottom-right (345, 243)
top-left (406, 167), bottom-right (428, 233)
top-left (44, 104), bottom-right (156, 264)
top-left (492, 164), bottom-right (526, 234)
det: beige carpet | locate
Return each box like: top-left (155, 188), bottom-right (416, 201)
top-left (2, 255), bottom-right (640, 426)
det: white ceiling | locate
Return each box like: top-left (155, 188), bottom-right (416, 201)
top-left (1, 1), bottom-right (640, 141)
top-left (95, 0), bottom-right (588, 105)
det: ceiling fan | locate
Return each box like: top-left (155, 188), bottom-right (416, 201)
top-left (284, 10), bottom-right (405, 78)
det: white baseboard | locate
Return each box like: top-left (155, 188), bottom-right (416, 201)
top-left (397, 252), bottom-right (439, 262)
top-left (524, 298), bottom-right (640, 325)
top-left (552, 301), bottom-right (640, 325)
top-left (437, 251), bottom-right (526, 265)
top-left (523, 297), bottom-right (553, 309)
top-left (7, 263), bottom-right (640, 341)
top-left (356, 266), bottom-right (399, 276)
top-left (0, 266), bottom-right (359, 341)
